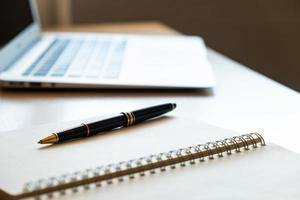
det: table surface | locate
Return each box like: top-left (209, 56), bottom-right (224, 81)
top-left (0, 21), bottom-right (299, 153)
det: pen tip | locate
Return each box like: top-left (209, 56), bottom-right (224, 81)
top-left (38, 134), bottom-right (58, 144)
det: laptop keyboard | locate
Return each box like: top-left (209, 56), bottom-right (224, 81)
top-left (22, 38), bottom-right (127, 79)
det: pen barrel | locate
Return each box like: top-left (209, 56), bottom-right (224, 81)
top-left (87, 114), bottom-right (126, 136)
top-left (54, 103), bottom-right (175, 143)
top-left (131, 103), bottom-right (176, 124)
top-left (57, 126), bottom-right (88, 142)
top-left (57, 114), bottom-right (126, 142)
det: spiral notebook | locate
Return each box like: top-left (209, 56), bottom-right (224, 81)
top-left (0, 116), bottom-right (300, 200)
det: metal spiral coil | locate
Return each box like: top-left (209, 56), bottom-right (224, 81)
top-left (22, 133), bottom-right (265, 199)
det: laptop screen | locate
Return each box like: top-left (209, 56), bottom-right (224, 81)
top-left (0, 0), bottom-right (34, 49)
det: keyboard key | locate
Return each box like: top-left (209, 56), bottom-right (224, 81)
top-left (85, 41), bottom-right (111, 78)
top-left (67, 40), bottom-right (96, 77)
top-left (34, 39), bottom-right (70, 76)
top-left (51, 40), bottom-right (83, 77)
top-left (103, 41), bottom-right (127, 79)
top-left (22, 39), bottom-right (58, 76)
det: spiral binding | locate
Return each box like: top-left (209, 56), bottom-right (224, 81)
top-left (21, 133), bottom-right (265, 199)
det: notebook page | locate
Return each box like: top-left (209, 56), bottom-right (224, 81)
top-left (0, 116), bottom-right (236, 196)
top-left (1, 116), bottom-right (300, 199)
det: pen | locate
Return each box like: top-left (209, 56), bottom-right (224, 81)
top-left (38, 103), bottom-right (176, 144)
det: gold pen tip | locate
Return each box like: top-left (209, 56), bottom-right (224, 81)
top-left (38, 133), bottom-right (58, 144)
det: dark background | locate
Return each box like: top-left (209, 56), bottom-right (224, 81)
top-left (0, 1), bottom-right (33, 48)
top-left (69, 0), bottom-right (300, 91)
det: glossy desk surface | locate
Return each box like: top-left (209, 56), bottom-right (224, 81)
top-left (0, 22), bottom-right (299, 153)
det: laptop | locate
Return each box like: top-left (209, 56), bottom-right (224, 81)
top-left (0, 0), bottom-right (215, 89)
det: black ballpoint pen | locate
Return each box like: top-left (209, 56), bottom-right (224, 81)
top-left (38, 103), bottom-right (176, 144)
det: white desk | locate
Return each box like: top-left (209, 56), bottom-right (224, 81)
top-left (0, 22), bottom-right (299, 153)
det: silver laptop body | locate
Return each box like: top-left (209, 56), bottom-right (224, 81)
top-left (0, 0), bottom-right (215, 89)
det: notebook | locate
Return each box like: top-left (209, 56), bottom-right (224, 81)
top-left (0, 116), bottom-right (300, 199)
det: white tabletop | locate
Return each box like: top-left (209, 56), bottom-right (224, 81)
top-left (0, 22), bottom-right (299, 153)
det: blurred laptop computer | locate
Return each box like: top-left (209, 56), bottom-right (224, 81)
top-left (0, 0), bottom-right (215, 89)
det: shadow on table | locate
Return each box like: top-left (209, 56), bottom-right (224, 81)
top-left (0, 88), bottom-right (214, 99)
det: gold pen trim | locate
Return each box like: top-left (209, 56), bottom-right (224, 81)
top-left (126, 112), bottom-right (131, 126)
top-left (128, 112), bottom-right (135, 125)
top-left (123, 112), bottom-right (130, 126)
top-left (53, 133), bottom-right (59, 143)
top-left (82, 123), bottom-right (90, 137)
top-left (123, 112), bottom-right (135, 126)
top-left (171, 103), bottom-right (176, 109)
